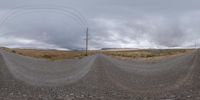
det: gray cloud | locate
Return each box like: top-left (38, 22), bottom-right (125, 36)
top-left (0, 0), bottom-right (200, 50)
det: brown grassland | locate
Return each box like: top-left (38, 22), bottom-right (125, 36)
top-left (0, 47), bottom-right (96, 60)
top-left (0, 47), bottom-right (194, 60)
top-left (102, 49), bottom-right (194, 60)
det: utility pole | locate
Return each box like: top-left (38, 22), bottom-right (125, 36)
top-left (195, 40), bottom-right (197, 49)
top-left (86, 27), bottom-right (89, 56)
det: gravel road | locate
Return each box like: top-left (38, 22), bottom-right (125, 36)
top-left (0, 49), bottom-right (200, 100)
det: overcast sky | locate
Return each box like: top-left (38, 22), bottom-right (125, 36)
top-left (0, 0), bottom-right (200, 50)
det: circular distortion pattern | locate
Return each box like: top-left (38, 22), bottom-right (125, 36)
top-left (0, 7), bottom-right (87, 50)
top-left (0, 7), bottom-right (90, 86)
top-left (0, 50), bottom-right (96, 86)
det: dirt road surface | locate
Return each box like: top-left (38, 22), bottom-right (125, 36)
top-left (0, 49), bottom-right (200, 100)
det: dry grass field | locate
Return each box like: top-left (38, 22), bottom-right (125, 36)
top-left (0, 47), bottom-right (94, 60)
top-left (0, 47), bottom-right (194, 60)
top-left (103, 49), bottom-right (194, 60)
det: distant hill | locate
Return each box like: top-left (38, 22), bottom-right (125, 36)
top-left (101, 48), bottom-right (139, 51)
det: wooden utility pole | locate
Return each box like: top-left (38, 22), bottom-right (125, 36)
top-left (195, 40), bottom-right (197, 49)
top-left (86, 27), bottom-right (89, 56)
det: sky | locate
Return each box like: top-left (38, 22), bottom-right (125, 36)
top-left (0, 0), bottom-right (200, 50)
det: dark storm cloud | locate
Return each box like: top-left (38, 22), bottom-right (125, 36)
top-left (0, 0), bottom-right (200, 49)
